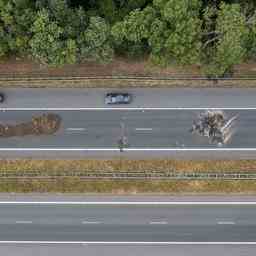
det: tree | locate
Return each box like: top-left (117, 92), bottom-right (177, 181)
top-left (151, 0), bottom-right (202, 65)
top-left (69, 0), bottom-right (150, 23)
top-left (203, 3), bottom-right (248, 77)
top-left (31, 1), bottom-right (113, 65)
top-left (112, 0), bottom-right (201, 65)
top-left (0, 0), bottom-right (35, 56)
top-left (77, 16), bottom-right (113, 63)
top-left (29, 9), bottom-right (74, 66)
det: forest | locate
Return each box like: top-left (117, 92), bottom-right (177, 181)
top-left (0, 0), bottom-right (256, 77)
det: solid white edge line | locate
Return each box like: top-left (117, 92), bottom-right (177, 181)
top-left (0, 241), bottom-right (255, 245)
top-left (0, 148), bottom-right (256, 151)
top-left (0, 201), bottom-right (256, 205)
top-left (1, 107), bottom-right (256, 110)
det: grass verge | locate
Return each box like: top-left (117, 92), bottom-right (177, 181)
top-left (0, 179), bottom-right (256, 194)
top-left (0, 78), bottom-right (256, 88)
top-left (0, 159), bottom-right (256, 173)
top-left (1, 159), bottom-right (256, 194)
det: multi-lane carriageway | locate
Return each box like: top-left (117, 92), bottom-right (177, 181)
top-left (0, 108), bottom-right (255, 158)
top-left (0, 88), bottom-right (256, 158)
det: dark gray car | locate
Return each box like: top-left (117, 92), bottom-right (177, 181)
top-left (105, 93), bottom-right (132, 104)
top-left (0, 93), bottom-right (5, 103)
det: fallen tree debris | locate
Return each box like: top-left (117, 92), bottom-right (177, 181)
top-left (190, 110), bottom-right (238, 145)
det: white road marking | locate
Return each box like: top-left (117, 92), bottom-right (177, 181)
top-left (0, 107), bottom-right (256, 110)
top-left (135, 128), bottom-right (153, 131)
top-left (0, 241), bottom-right (255, 245)
top-left (82, 221), bottom-right (101, 225)
top-left (15, 221), bottom-right (32, 224)
top-left (217, 221), bottom-right (235, 225)
top-left (0, 201), bottom-right (256, 205)
top-left (0, 148), bottom-right (255, 151)
top-left (150, 221), bottom-right (168, 225)
top-left (66, 128), bottom-right (86, 131)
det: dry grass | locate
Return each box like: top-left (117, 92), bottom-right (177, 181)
top-left (0, 78), bottom-right (256, 88)
top-left (0, 179), bottom-right (256, 194)
top-left (0, 159), bottom-right (255, 194)
top-left (0, 159), bottom-right (256, 173)
top-left (0, 56), bottom-right (256, 88)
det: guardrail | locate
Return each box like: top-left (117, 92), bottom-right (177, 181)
top-left (1, 171), bottom-right (256, 180)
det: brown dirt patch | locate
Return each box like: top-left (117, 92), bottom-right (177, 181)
top-left (0, 113), bottom-right (61, 137)
top-left (1, 55), bottom-right (256, 78)
top-left (0, 56), bottom-right (202, 78)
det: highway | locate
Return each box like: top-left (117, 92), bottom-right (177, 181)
top-left (1, 244), bottom-right (255, 256)
top-left (2, 88), bottom-right (256, 108)
top-left (0, 200), bottom-right (255, 242)
top-left (1, 196), bottom-right (256, 255)
top-left (0, 88), bottom-right (255, 158)
top-left (0, 109), bottom-right (255, 158)
top-left (0, 109), bottom-right (245, 148)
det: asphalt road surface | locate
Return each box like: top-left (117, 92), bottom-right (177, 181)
top-left (1, 196), bottom-right (256, 255)
top-left (0, 109), bottom-right (255, 158)
top-left (2, 88), bottom-right (256, 108)
top-left (0, 109), bottom-right (246, 148)
top-left (0, 203), bottom-right (256, 242)
top-left (1, 245), bottom-right (255, 256)
top-left (0, 88), bottom-right (256, 158)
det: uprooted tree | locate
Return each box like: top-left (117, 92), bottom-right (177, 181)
top-left (190, 110), bottom-right (238, 145)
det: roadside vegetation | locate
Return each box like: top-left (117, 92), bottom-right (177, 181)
top-left (0, 159), bottom-right (256, 194)
top-left (1, 179), bottom-right (256, 194)
top-left (1, 159), bottom-right (256, 172)
top-left (1, 0), bottom-right (256, 77)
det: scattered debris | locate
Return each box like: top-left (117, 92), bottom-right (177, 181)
top-left (0, 113), bottom-right (61, 137)
top-left (190, 110), bottom-right (237, 145)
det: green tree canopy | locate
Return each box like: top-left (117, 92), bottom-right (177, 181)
top-left (77, 16), bottom-right (114, 63)
top-left (29, 9), bottom-right (71, 66)
top-left (112, 0), bottom-right (202, 65)
top-left (30, 1), bottom-right (113, 66)
top-left (0, 0), bottom-right (256, 73)
top-left (203, 2), bottom-right (248, 77)
top-left (0, 0), bottom-right (35, 56)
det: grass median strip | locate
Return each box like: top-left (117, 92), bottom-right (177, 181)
top-left (1, 179), bottom-right (256, 194)
top-left (0, 159), bottom-right (255, 173)
top-left (0, 159), bottom-right (255, 194)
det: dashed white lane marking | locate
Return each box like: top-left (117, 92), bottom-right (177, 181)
top-left (135, 128), bottom-right (153, 131)
top-left (66, 128), bottom-right (86, 131)
top-left (15, 221), bottom-right (32, 224)
top-left (82, 221), bottom-right (101, 225)
top-left (150, 221), bottom-right (168, 225)
top-left (217, 221), bottom-right (235, 225)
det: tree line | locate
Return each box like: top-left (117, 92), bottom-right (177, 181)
top-left (0, 0), bottom-right (256, 77)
